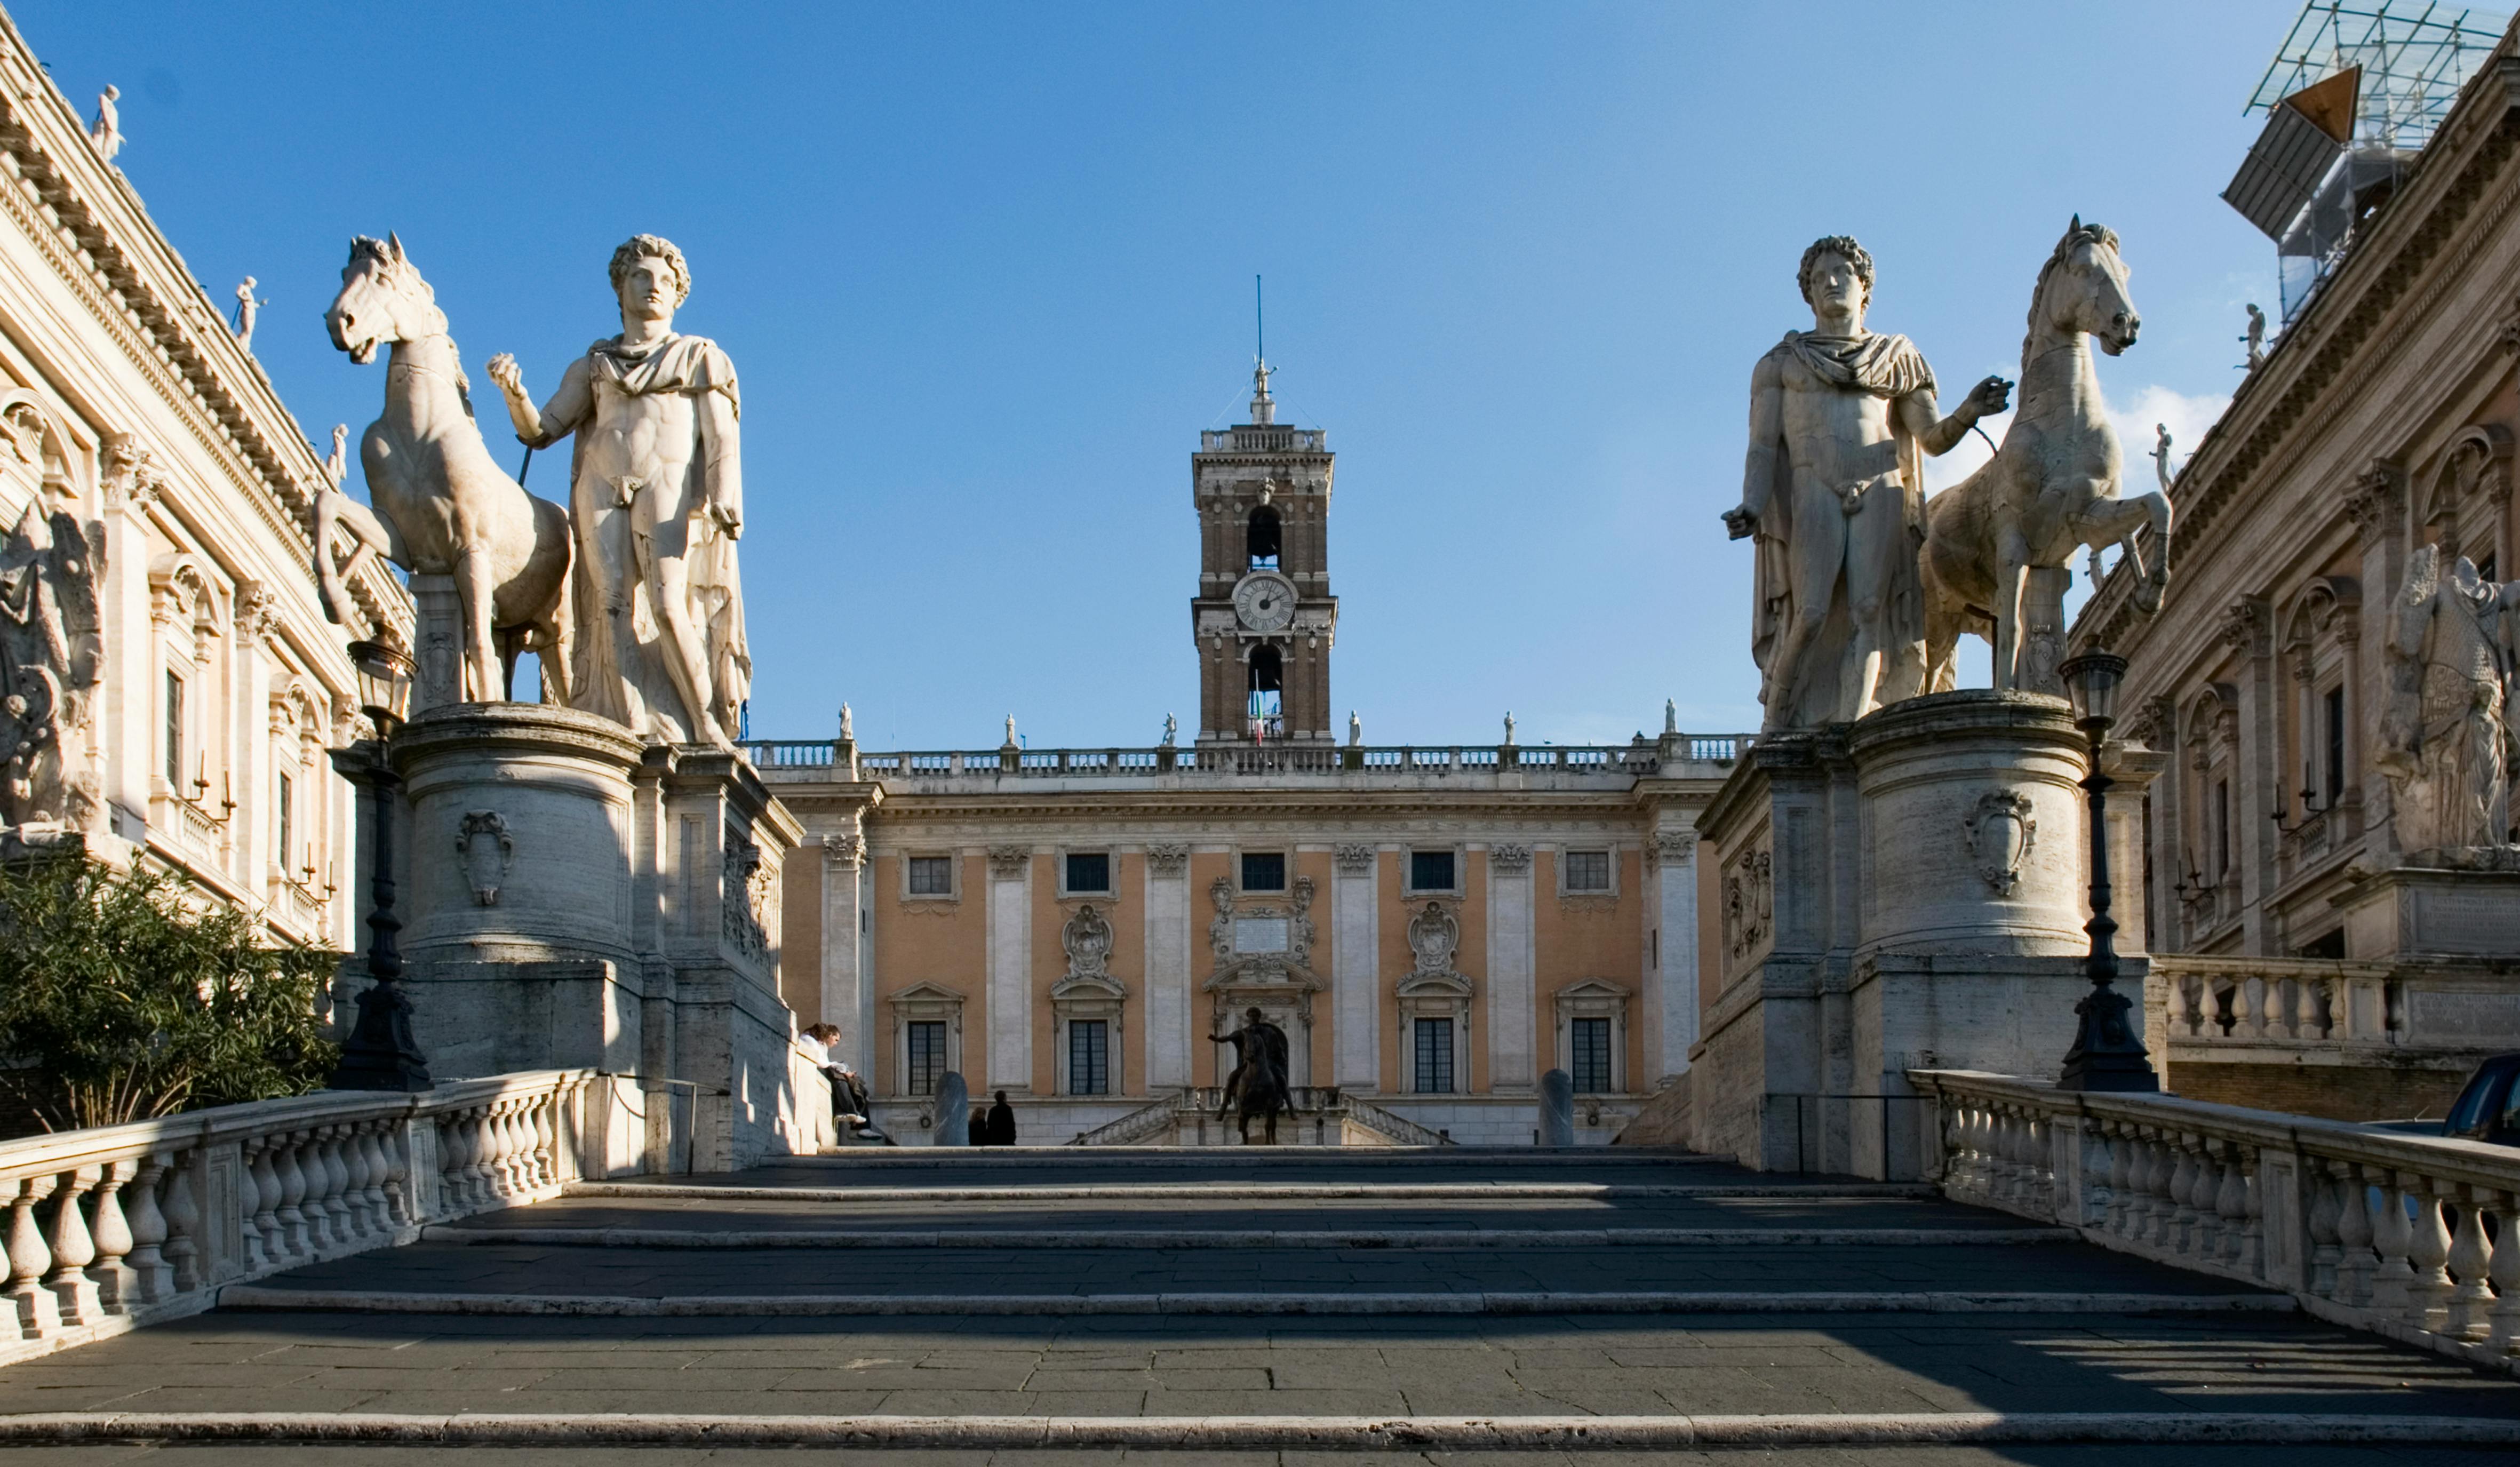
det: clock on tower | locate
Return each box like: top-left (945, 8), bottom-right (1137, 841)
top-left (1190, 360), bottom-right (1337, 744)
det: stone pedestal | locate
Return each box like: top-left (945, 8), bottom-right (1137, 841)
top-left (342, 702), bottom-right (812, 1170)
top-left (2340, 865), bottom-right (2520, 957)
top-left (1691, 691), bottom-right (2143, 1179)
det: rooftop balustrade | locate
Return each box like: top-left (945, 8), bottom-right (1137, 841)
top-left (739, 736), bottom-right (1753, 785)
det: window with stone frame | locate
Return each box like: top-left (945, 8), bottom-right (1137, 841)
top-left (1413, 1017), bottom-right (1455, 1094)
top-left (1067, 1019), bottom-right (1110, 1096)
top-left (1408, 849), bottom-right (1456, 894)
top-left (1563, 850), bottom-right (1611, 892)
top-left (1569, 1017), bottom-right (1612, 1094)
top-left (164, 669), bottom-right (184, 789)
top-left (1241, 850), bottom-right (1286, 892)
top-left (906, 1021), bottom-right (946, 1096)
top-left (1064, 851), bottom-right (1111, 895)
top-left (907, 855), bottom-right (954, 897)
top-left (1554, 977), bottom-right (1630, 1095)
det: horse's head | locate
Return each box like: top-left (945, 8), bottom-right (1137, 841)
top-left (325, 233), bottom-right (441, 365)
top-left (2037, 216), bottom-right (2140, 357)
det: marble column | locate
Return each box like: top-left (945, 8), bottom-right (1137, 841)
top-left (98, 437), bottom-right (160, 838)
top-left (985, 845), bottom-right (1033, 1092)
top-left (1652, 828), bottom-right (1700, 1079)
top-left (1332, 843), bottom-right (1379, 1091)
top-left (819, 828), bottom-right (868, 1072)
top-left (1143, 844), bottom-right (1192, 1091)
top-left (1486, 844), bottom-right (1535, 1093)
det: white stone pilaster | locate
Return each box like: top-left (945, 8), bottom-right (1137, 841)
top-left (819, 830), bottom-right (867, 1069)
top-left (1332, 843), bottom-right (1379, 1090)
top-left (1486, 844), bottom-right (1535, 1093)
top-left (1143, 845), bottom-right (1192, 1091)
top-left (1654, 828), bottom-right (1700, 1078)
top-left (985, 845), bottom-right (1032, 1091)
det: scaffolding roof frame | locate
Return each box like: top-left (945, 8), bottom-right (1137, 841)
top-left (2245, 1), bottom-right (2512, 150)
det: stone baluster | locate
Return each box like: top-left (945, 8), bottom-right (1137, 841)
top-left (1960, 1104), bottom-right (1989, 1198)
top-left (475, 1105), bottom-right (509, 1204)
top-left (86, 1161), bottom-right (135, 1314)
top-left (2211, 1143), bottom-right (2250, 1270)
top-left (333, 1127), bottom-right (370, 1243)
top-left (2165, 1136), bottom-right (2201, 1256)
top-left (2486, 1189), bottom-right (2520, 1354)
top-left (2122, 1129), bottom-right (2160, 1243)
top-left (273, 1132), bottom-right (313, 1257)
top-left (2240, 977), bottom-right (2267, 1039)
top-left (463, 1106), bottom-right (496, 1209)
top-left (320, 1129), bottom-right (356, 1246)
top-left (243, 1138), bottom-right (282, 1270)
top-left (435, 1111), bottom-right (472, 1213)
top-left (491, 1102), bottom-right (525, 1199)
top-left (2237, 1149), bottom-right (2263, 1278)
top-left (2103, 1127), bottom-right (2133, 1237)
top-left (2180, 1136), bottom-right (2218, 1262)
top-left (2306, 977), bottom-right (2333, 1040)
top-left (160, 1157), bottom-right (201, 1295)
top-left (122, 1155), bottom-right (172, 1307)
top-left (41, 1168), bottom-right (98, 1328)
top-left (361, 1125), bottom-right (398, 1231)
top-left (2333, 1160), bottom-right (2375, 1306)
top-left (2178, 975), bottom-right (2204, 1038)
top-left (2444, 1184), bottom-right (2495, 1341)
top-left (6, 1176), bottom-right (60, 1339)
top-left (2367, 1173), bottom-right (2417, 1314)
top-left (2307, 1161), bottom-right (2343, 1298)
top-left (2404, 1176), bottom-right (2454, 1332)
top-left (531, 1096), bottom-right (558, 1190)
top-left (380, 1123), bottom-right (412, 1228)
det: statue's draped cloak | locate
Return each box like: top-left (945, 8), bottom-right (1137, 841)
top-left (560, 332), bottom-right (751, 745)
top-left (1747, 330), bottom-right (1935, 727)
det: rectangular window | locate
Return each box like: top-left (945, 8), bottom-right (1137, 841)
top-left (276, 770), bottom-right (293, 872)
top-left (1241, 851), bottom-right (1286, 891)
top-left (1414, 1017), bottom-right (1455, 1094)
top-left (1564, 850), bottom-right (1610, 892)
top-left (2215, 779), bottom-right (2231, 877)
top-left (2324, 687), bottom-right (2347, 806)
top-left (1410, 849), bottom-right (1455, 892)
top-left (906, 1021), bottom-right (946, 1097)
top-left (1067, 1019), bottom-right (1109, 1096)
top-left (1065, 851), bottom-right (1110, 894)
top-left (1570, 1016), bottom-right (1613, 1094)
top-left (907, 856), bottom-right (953, 896)
top-left (164, 672), bottom-right (184, 789)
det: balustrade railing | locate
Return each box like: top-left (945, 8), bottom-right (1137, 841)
top-left (0, 1070), bottom-right (604, 1365)
top-left (736, 738), bottom-right (1753, 782)
top-left (2149, 955), bottom-right (2404, 1047)
top-left (1911, 1070), bottom-right (2520, 1372)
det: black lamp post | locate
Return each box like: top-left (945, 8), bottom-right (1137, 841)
top-left (2054, 651), bottom-right (2158, 1092)
top-left (328, 639), bottom-right (432, 1092)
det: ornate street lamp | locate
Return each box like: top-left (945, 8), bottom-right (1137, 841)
top-left (2055, 651), bottom-right (2158, 1092)
top-left (328, 639), bottom-right (431, 1091)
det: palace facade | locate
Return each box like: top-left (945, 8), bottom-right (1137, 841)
top-left (754, 371), bottom-right (1746, 1144)
top-left (2072, 19), bottom-right (2520, 1119)
top-left (0, 13), bottom-right (400, 951)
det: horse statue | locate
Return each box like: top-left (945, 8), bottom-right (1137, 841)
top-left (1922, 218), bottom-right (2171, 693)
top-left (317, 234), bottom-right (573, 705)
top-left (1210, 1005), bottom-right (1291, 1144)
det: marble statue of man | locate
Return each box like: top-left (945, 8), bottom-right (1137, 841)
top-left (488, 235), bottom-right (748, 748)
top-left (88, 85), bottom-right (121, 163)
top-left (1723, 236), bottom-right (2008, 730)
top-left (2243, 304), bottom-right (2267, 372)
top-left (233, 277), bottom-right (265, 351)
top-left (2152, 424), bottom-right (2174, 491)
top-left (2377, 544), bottom-right (2515, 857)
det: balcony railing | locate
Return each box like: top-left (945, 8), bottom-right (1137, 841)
top-left (738, 736), bottom-right (1753, 782)
top-left (2149, 955), bottom-right (2404, 1049)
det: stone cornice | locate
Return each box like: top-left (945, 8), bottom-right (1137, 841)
top-left (2077, 53), bottom-right (2520, 656)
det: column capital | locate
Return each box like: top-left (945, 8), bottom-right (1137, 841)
top-left (1145, 843), bottom-right (1190, 876)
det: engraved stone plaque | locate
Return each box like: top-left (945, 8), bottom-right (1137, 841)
top-left (2407, 990), bottom-right (2520, 1043)
top-left (1234, 917), bottom-right (1289, 954)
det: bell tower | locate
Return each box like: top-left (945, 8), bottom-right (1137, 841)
top-left (1192, 360), bottom-right (1337, 743)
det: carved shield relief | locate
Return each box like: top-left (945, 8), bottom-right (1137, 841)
top-left (1963, 788), bottom-right (2038, 897)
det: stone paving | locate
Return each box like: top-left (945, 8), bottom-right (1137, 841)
top-left (0, 1149), bottom-right (2513, 1462)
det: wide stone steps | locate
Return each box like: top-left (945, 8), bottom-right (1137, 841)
top-left (1, 1147), bottom-right (2516, 1460)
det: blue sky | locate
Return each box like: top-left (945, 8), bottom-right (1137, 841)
top-left (30, 1), bottom-right (2307, 750)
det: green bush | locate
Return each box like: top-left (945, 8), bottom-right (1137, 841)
top-left (0, 850), bottom-right (341, 1132)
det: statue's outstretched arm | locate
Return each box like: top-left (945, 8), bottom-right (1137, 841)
top-left (1908, 376), bottom-right (2012, 457)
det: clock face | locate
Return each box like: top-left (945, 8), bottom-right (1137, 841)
top-left (1234, 572), bottom-right (1297, 633)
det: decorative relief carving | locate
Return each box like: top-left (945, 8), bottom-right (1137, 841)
top-left (1962, 788), bottom-right (2038, 898)
top-left (0, 467), bottom-right (103, 833)
top-left (1290, 875), bottom-right (1315, 966)
top-left (2343, 461), bottom-right (2406, 540)
top-left (454, 810), bottom-right (513, 906)
top-left (2216, 599), bottom-right (2270, 657)
top-left (1208, 876), bottom-right (1234, 970)
top-left (100, 433), bottom-right (164, 513)
top-left (1650, 832), bottom-right (1695, 870)
top-left (986, 843), bottom-right (1030, 878)
top-left (1144, 842), bottom-right (1190, 876)
top-left (1408, 899), bottom-right (1462, 978)
top-left (1488, 843), bottom-right (1532, 873)
top-left (236, 579), bottom-right (278, 642)
top-left (1331, 842), bottom-right (1376, 874)
top-left (823, 831), bottom-right (865, 870)
top-left (1722, 849), bottom-right (1771, 960)
top-left (722, 825), bottom-right (774, 960)
top-left (1061, 903), bottom-right (1114, 979)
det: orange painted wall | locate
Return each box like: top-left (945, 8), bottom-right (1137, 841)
top-left (1027, 851), bottom-right (1146, 1096)
top-left (868, 850), bottom-right (988, 1095)
top-left (1531, 848), bottom-right (1644, 1087)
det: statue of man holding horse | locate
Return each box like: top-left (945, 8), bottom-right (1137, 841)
top-left (1724, 236), bottom-right (2011, 730)
top-left (487, 236), bottom-right (750, 750)
top-left (1209, 1005), bottom-right (1291, 1145)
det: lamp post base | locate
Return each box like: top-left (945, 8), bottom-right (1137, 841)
top-left (330, 978), bottom-right (434, 1092)
top-left (2055, 980), bottom-right (2158, 1092)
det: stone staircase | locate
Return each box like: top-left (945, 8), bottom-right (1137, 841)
top-left (1068, 1088), bottom-right (1454, 1146)
top-left (1, 1148), bottom-right (2517, 1459)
